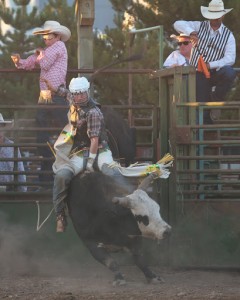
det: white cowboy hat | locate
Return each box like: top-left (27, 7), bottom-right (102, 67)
top-left (33, 21), bottom-right (71, 42)
top-left (170, 33), bottom-right (191, 41)
top-left (201, 0), bottom-right (233, 20)
top-left (0, 113), bottom-right (14, 127)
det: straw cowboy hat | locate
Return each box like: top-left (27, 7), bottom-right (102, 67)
top-left (201, 0), bottom-right (233, 20)
top-left (33, 21), bottom-right (71, 42)
top-left (170, 33), bottom-right (191, 41)
top-left (0, 113), bottom-right (14, 127)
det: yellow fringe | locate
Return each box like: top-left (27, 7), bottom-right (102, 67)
top-left (139, 153), bottom-right (174, 177)
top-left (156, 153), bottom-right (174, 164)
top-left (47, 142), bottom-right (56, 158)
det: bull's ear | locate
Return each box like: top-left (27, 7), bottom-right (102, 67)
top-left (112, 196), bottom-right (131, 208)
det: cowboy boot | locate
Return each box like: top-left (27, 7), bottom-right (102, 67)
top-left (56, 212), bottom-right (67, 233)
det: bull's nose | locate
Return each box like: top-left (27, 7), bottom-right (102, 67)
top-left (163, 227), bottom-right (171, 238)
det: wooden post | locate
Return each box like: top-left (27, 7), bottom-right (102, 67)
top-left (151, 66), bottom-right (196, 224)
top-left (76, 0), bottom-right (95, 74)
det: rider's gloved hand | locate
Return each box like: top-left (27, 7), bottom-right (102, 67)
top-left (86, 153), bottom-right (96, 172)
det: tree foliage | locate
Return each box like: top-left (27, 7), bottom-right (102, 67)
top-left (0, 0), bottom-right (41, 104)
top-left (0, 0), bottom-right (76, 105)
top-left (102, 0), bottom-right (240, 103)
top-left (1, 0), bottom-right (240, 108)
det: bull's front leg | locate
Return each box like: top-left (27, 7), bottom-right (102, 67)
top-left (128, 238), bottom-right (165, 284)
top-left (83, 239), bottom-right (126, 286)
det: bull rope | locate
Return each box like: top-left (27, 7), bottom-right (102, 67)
top-left (47, 141), bottom-right (56, 157)
top-left (35, 142), bottom-right (56, 231)
top-left (36, 201), bottom-right (54, 231)
top-left (36, 196), bottom-right (66, 231)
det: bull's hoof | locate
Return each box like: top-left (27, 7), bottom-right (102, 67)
top-left (147, 276), bottom-right (165, 284)
top-left (112, 279), bottom-right (127, 286)
top-left (112, 272), bottom-right (126, 286)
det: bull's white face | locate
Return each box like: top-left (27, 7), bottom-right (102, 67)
top-left (115, 189), bottom-right (171, 240)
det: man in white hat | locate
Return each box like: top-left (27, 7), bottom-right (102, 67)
top-left (0, 114), bottom-right (26, 192)
top-left (11, 21), bottom-right (71, 183)
top-left (173, 0), bottom-right (236, 123)
top-left (163, 34), bottom-right (193, 68)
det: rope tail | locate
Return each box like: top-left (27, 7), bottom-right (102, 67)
top-left (47, 141), bottom-right (56, 157)
top-left (36, 201), bottom-right (54, 231)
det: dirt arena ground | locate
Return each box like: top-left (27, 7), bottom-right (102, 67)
top-left (1, 264), bottom-right (240, 300)
top-left (1, 210), bottom-right (240, 299)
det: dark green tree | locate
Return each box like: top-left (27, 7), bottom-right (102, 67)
top-left (0, 0), bottom-right (42, 105)
top-left (1, 0), bottom-right (240, 107)
top-left (91, 7), bottom-right (161, 106)
top-left (106, 0), bottom-right (240, 102)
top-left (0, 0), bottom-right (76, 106)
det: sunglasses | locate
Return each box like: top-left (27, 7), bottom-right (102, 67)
top-left (177, 41), bottom-right (191, 46)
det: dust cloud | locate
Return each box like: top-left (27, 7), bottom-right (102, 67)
top-left (0, 210), bottom-right (92, 277)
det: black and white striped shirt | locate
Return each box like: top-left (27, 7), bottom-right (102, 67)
top-left (173, 20), bottom-right (236, 70)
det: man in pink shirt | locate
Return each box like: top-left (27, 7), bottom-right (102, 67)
top-left (11, 21), bottom-right (71, 186)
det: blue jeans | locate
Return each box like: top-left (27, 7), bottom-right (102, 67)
top-left (196, 66), bottom-right (236, 123)
top-left (196, 66), bottom-right (236, 102)
top-left (36, 95), bottom-right (68, 182)
top-left (53, 169), bottom-right (74, 215)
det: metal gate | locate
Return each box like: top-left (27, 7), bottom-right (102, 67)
top-left (1, 67), bottom-right (240, 267)
top-left (0, 101), bottom-right (159, 264)
top-left (153, 66), bottom-right (240, 268)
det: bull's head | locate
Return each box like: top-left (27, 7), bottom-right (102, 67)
top-left (112, 174), bottom-right (171, 240)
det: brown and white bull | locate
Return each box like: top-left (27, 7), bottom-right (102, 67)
top-left (67, 171), bottom-right (171, 286)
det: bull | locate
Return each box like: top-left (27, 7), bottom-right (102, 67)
top-left (102, 107), bottom-right (136, 166)
top-left (67, 171), bottom-right (171, 286)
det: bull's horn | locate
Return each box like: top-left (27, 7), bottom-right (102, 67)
top-left (112, 196), bottom-right (131, 208)
top-left (137, 173), bottom-right (155, 192)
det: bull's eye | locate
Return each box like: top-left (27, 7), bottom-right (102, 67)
top-left (135, 215), bottom-right (149, 226)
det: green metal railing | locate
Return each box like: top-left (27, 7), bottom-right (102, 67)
top-left (129, 25), bottom-right (164, 69)
top-left (153, 66), bottom-right (240, 268)
top-left (0, 103), bottom-right (159, 200)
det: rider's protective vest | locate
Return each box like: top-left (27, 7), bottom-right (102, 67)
top-left (72, 98), bottom-right (108, 150)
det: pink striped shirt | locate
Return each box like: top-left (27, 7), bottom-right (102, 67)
top-left (17, 41), bottom-right (68, 91)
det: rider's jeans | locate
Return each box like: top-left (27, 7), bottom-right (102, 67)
top-left (53, 168), bottom-right (74, 215)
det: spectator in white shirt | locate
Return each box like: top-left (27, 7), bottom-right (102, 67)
top-left (0, 114), bottom-right (26, 192)
top-left (164, 34), bottom-right (192, 68)
top-left (173, 0), bottom-right (236, 122)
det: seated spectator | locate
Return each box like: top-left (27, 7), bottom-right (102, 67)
top-left (163, 34), bottom-right (192, 68)
top-left (173, 0), bottom-right (236, 123)
top-left (0, 114), bottom-right (27, 192)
